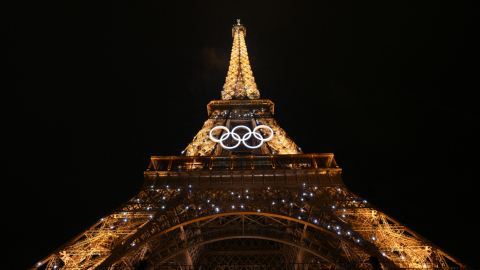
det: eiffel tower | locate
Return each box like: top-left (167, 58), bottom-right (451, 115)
top-left (35, 20), bottom-right (468, 270)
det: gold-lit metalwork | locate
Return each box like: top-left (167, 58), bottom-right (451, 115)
top-left (257, 118), bottom-right (301, 154)
top-left (35, 21), bottom-right (468, 270)
top-left (183, 99), bottom-right (301, 156)
top-left (222, 19), bottom-right (260, 100)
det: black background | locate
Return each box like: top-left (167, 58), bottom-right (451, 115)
top-left (3, 1), bottom-right (479, 268)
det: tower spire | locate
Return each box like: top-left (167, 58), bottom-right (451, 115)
top-left (222, 20), bottom-right (260, 100)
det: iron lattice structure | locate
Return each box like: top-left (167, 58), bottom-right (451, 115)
top-left (221, 19), bottom-right (260, 100)
top-left (35, 21), bottom-right (468, 270)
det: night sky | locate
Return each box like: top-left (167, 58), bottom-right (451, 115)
top-left (4, 1), bottom-right (479, 268)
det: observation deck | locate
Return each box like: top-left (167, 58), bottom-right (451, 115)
top-left (207, 99), bottom-right (274, 116)
top-left (144, 153), bottom-right (343, 188)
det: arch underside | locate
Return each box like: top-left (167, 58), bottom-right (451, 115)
top-left (148, 237), bottom-right (368, 270)
top-left (115, 214), bottom-right (372, 269)
top-left (38, 186), bottom-right (464, 269)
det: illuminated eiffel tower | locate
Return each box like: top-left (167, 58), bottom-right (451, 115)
top-left (36, 20), bottom-right (468, 270)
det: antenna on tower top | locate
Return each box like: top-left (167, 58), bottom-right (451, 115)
top-left (237, 19), bottom-right (241, 25)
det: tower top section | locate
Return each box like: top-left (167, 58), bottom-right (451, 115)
top-left (221, 20), bottom-right (260, 100)
top-left (232, 19), bottom-right (246, 37)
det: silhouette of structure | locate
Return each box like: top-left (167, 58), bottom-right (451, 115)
top-left (35, 20), bottom-right (468, 270)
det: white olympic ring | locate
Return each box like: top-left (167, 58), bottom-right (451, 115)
top-left (209, 125), bottom-right (274, 149)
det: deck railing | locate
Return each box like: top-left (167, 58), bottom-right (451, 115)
top-left (148, 154), bottom-right (337, 172)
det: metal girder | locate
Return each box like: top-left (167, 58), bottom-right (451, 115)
top-left (148, 231), bottom-right (336, 265)
top-left (36, 174), bottom-right (467, 269)
top-left (205, 250), bottom-right (282, 255)
top-left (97, 211), bottom-right (376, 267)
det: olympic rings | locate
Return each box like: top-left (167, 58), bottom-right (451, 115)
top-left (209, 125), bottom-right (274, 149)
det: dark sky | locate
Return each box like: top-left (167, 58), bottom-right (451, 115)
top-left (4, 1), bottom-right (479, 268)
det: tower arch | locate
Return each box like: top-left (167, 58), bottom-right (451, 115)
top-left (99, 210), bottom-right (382, 267)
